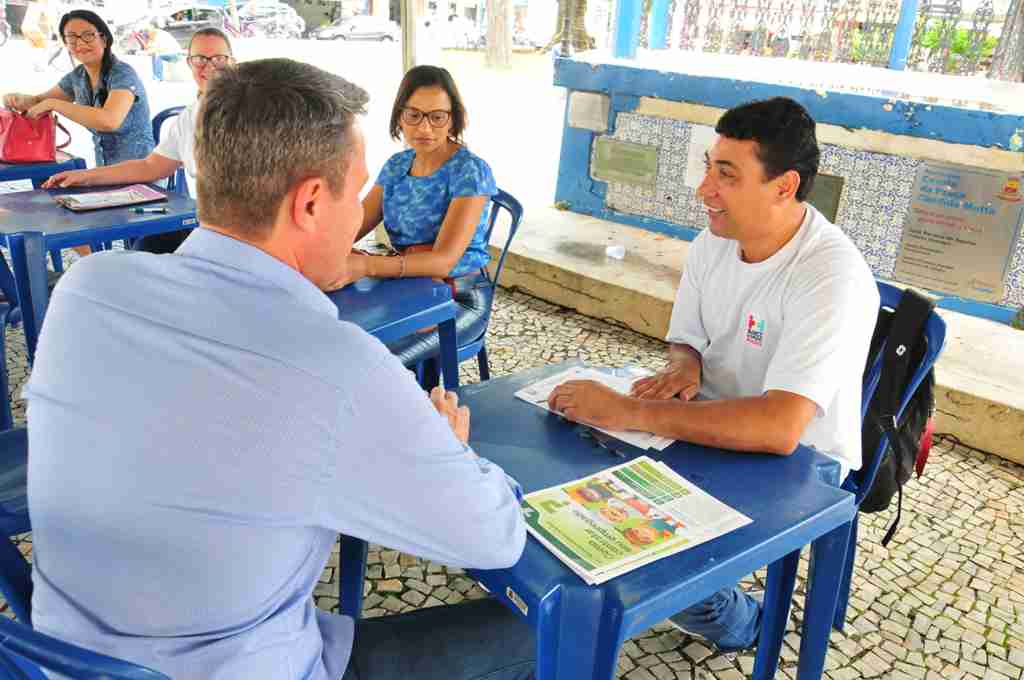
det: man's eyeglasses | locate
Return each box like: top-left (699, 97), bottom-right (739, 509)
top-left (63, 31), bottom-right (99, 45)
top-left (400, 107), bottom-right (451, 128)
top-left (187, 54), bottom-right (232, 68)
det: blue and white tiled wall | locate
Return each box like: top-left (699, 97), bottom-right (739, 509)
top-left (595, 112), bottom-right (1024, 309)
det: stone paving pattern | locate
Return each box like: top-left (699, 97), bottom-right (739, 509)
top-left (3, 286), bottom-right (1023, 679)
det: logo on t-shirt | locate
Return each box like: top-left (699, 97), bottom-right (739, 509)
top-left (745, 314), bottom-right (765, 347)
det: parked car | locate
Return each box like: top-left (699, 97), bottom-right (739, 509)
top-left (151, 4), bottom-right (231, 46)
top-left (312, 15), bottom-right (399, 42)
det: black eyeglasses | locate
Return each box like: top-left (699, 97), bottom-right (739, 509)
top-left (63, 31), bottom-right (99, 45)
top-left (187, 54), bottom-right (232, 68)
top-left (400, 107), bottom-right (451, 128)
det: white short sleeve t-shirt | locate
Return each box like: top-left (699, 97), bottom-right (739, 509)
top-left (153, 101), bottom-right (197, 195)
top-left (666, 204), bottom-right (880, 476)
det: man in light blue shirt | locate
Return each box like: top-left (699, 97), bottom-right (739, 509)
top-left (26, 58), bottom-right (535, 680)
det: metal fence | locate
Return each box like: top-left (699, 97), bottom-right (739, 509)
top-left (646, 0), bottom-right (1019, 78)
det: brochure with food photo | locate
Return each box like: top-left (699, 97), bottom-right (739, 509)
top-left (521, 456), bottom-right (752, 585)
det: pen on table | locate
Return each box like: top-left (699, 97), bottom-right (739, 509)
top-left (133, 207), bottom-right (168, 214)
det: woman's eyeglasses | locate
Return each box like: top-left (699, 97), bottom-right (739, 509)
top-left (187, 55), bottom-right (232, 68)
top-left (63, 31), bottom-right (99, 45)
top-left (400, 107), bottom-right (451, 128)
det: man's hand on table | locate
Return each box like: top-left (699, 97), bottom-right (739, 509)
top-left (321, 253), bottom-right (370, 292)
top-left (548, 380), bottom-right (636, 431)
top-left (430, 386), bottom-right (471, 445)
top-left (630, 353), bottom-right (701, 401)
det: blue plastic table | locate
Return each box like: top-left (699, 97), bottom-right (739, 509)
top-left (327, 277), bottom-right (459, 389)
top-left (0, 186), bottom-right (198, 362)
top-left (0, 153), bottom-right (85, 187)
top-left (338, 361), bottom-right (855, 680)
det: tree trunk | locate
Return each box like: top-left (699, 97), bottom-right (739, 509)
top-left (486, 0), bottom-right (512, 68)
top-left (544, 0), bottom-right (595, 52)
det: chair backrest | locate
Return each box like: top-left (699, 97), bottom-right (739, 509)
top-left (151, 107), bottom-right (190, 197)
top-left (0, 255), bottom-right (18, 307)
top-left (480, 189), bottom-right (523, 287)
top-left (151, 106), bottom-right (184, 146)
top-left (0, 616), bottom-right (170, 680)
top-left (0, 427), bottom-right (32, 623)
top-left (847, 281), bottom-right (946, 504)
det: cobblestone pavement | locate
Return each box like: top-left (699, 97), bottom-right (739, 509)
top-left (4, 287), bottom-right (1023, 679)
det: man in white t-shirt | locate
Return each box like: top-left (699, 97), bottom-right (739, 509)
top-left (548, 97), bottom-right (879, 652)
top-left (43, 27), bottom-right (235, 253)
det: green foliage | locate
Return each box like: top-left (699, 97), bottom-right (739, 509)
top-left (917, 20), bottom-right (998, 71)
top-left (1013, 306), bottom-right (1024, 331)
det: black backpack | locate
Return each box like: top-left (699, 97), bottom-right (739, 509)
top-left (859, 288), bottom-right (936, 547)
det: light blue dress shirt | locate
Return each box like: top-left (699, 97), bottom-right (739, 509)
top-left (25, 228), bottom-right (526, 680)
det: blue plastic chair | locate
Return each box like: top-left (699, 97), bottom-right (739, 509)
top-left (0, 427), bottom-right (30, 624)
top-left (0, 301), bottom-right (15, 431)
top-left (152, 106), bottom-right (189, 197)
top-left (826, 281), bottom-right (946, 630)
top-left (409, 189), bottom-right (523, 387)
top-left (0, 615), bottom-right (170, 680)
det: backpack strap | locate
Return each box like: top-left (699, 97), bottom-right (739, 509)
top-left (876, 288), bottom-right (935, 547)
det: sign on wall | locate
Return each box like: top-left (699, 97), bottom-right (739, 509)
top-left (895, 162), bottom-right (1023, 303)
top-left (592, 137), bottom-right (659, 187)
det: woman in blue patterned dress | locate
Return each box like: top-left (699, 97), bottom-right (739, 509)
top-left (347, 65), bottom-right (499, 372)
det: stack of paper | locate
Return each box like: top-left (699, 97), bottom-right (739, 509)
top-left (521, 456), bottom-right (752, 585)
top-left (54, 184), bottom-right (166, 212)
top-left (514, 365), bottom-right (675, 451)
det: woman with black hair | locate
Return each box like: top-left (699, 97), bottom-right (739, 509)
top-left (2, 9), bottom-right (154, 167)
top-left (341, 65), bottom-right (498, 376)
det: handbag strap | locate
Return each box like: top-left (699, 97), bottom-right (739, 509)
top-left (55, 120), bottom-right (71, 150)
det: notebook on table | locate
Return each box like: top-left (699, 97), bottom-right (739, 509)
top-left (53, 184), bottom-right (167, 212)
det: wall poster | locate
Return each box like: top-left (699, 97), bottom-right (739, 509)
top-left (894, 162), bottom-right (1023, 303)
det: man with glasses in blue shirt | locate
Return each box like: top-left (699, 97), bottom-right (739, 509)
top-left (26, 58), bottom-right (535, 680)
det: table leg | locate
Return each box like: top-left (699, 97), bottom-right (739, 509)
top-left (337, 534), bottom-right (369, 620)
top-left (526, 584), bottom-right (614, 680)
top-left (8, 233), bottom-right (50, 364)
top-left (752, 549), bottom-right (800, 680)
top-left (437, 317), bottom-right (459, 389)
top-left (797, 521), bottom-right (852, 680)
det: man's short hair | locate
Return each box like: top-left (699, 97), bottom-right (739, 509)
top-left (715, 97), bottom-right (820, 202)
top-left (194, 59), bottom-right (368, 238)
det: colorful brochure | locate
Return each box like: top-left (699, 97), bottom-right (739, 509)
top-left (521, 456), bottom-right (751, 585)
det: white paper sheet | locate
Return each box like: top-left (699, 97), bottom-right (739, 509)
top-left (515, 366), bottom-right (677, 452)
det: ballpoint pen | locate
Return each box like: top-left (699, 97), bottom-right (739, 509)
top-left (133, 207), bottom-right (168, 214)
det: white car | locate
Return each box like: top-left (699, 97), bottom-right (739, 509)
top-left (313, 15), bottom-right (399, 42)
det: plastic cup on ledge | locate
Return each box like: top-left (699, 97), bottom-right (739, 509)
top-left (605, 244), bottom-right (626, 260)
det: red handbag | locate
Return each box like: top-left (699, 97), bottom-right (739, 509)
top-left (0, 110), bottom-right (71, 163)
